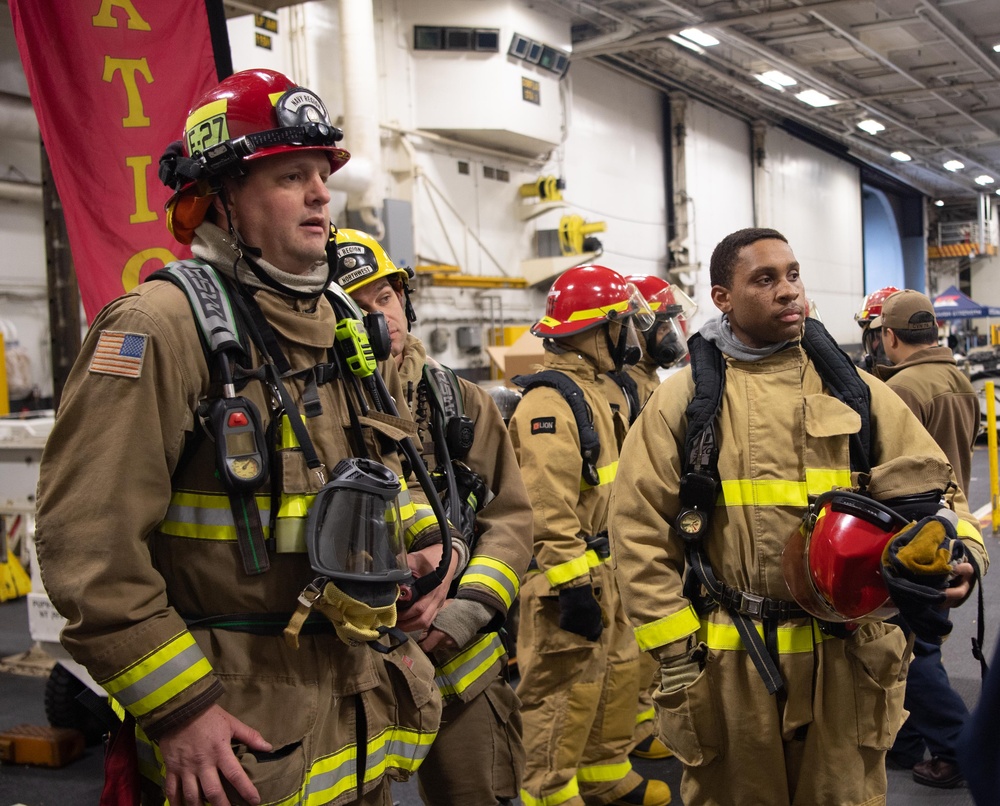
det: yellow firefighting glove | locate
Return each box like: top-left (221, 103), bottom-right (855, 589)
top-left (881, 515), bottom-right (968, 643)
top-left (655, 637), bottom-right (705, 694)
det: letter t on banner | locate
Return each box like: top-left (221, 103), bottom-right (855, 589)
top-left (10, 0), bottom-right (233, 323)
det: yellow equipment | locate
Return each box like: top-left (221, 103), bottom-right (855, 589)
top-left (0, 514), bottom-right (31, 602)
top-left (559, 215), bottom-right (606, 256)
top-left (519, 175), bottom-right (565, 201)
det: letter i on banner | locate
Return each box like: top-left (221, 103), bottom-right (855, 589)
top-left (9, 0), bottom-right (232, 322)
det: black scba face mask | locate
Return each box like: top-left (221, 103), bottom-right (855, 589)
top-left (646, 313), bottom-right (689, 368)
top-left (607, 320), bottom-right (642, 370)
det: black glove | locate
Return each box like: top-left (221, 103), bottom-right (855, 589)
top-left (558, 583), bottom-right (603, 641)
top-left (881, 515), bottom-right (968, 643)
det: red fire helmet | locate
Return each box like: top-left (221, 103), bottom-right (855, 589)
top-left (782, 490), bottom-right (909, 622)
top-left (532, 265), bottom-right (654, 338)
top-left (854, 286), bottom-right (900, 329)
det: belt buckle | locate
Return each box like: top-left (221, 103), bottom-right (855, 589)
top-left (740, 591), bottom-right (764, 617)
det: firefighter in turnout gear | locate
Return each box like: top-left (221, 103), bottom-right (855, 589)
top-left (509, 265), bottom-right (672, 806)
top-left (609, 228), bottom-right (987, 806)
top-left (616, 274), bottom-right (694, 760)
top-left (34, 70), bottom-right (450, 806)
top-left (332, 228), bottom-right (533, 806)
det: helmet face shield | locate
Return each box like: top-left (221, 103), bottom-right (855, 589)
top-left (625, 283), bottom-right (656, 332)
top-left (647, 315), bottom-right (689, 367)
top-left (782, 491), bottom-right (907, 622)
top-left (305, 458), bottom-right (411, 584)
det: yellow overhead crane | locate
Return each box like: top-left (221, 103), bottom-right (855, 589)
top-left (414, 264), bottom-right (527, 289)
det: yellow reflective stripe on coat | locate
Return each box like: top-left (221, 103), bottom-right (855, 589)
top-left (580, 460), bottom-right (618, 491)
top-left (577, 759), bottom-right (633, 783)
top-left (434, 632), bottom-right (506, 698)
top-left (160, 491), bottom-right (272, 541)
top-left (102, 631), bottom-right (213, 717)
top-left (459, 557), bottom-right (520, 609)
top-left (544, 552), bottom-right (591, 587)
top-left (633, 605), bottom-right (700, 652)
top-left (364, 725), bottom-right (436, 782)
top-left (718, 468), bottom-right (851, 507)
top-left (521, 778), bottom-right (580, 806)
top-left (956, 517), bottom-right (985, 547)
top-left (697, 618), bottom-right (831, 654)
top-left (406, 504), bottom-right (441, 548)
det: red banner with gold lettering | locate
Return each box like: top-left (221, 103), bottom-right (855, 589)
top-left (10, 0), bottom-right (232, 322)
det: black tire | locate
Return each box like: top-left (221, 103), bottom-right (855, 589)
top-left (44, 663), bottom-right (107, 745)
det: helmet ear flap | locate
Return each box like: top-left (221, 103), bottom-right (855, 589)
top-left (166, 192), bottom-right (216, 245)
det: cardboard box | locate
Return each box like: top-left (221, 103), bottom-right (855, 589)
top-left (485, 330), bottom-right (546, 388)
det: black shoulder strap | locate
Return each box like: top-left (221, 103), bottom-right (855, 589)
top-left (605, 369), bottom-right (641, 425)
top-left (513, 370), bottom-right (601, 487)
top-left (683, 333), bottom-right (727, 481)
top-left (801, 318), bottom-right (872, 474)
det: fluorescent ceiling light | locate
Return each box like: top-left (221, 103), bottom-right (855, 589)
top-left (943, 159), bottom-right (965, 171)
top-left (679, 28), bottom-right (719, 47)
top-left (934, 200), bottom-right (945, 207)
top-left (668, 34), bottom-right (704, 54)
top-left (890, 151), bottom-right (912, 162)
top-left (975, 174), bottom-right (995, 185)
top-left (755, 71), bottom-right (796, 90)
top-left (993, 43), bottom-right (1000, 52)
top-left (857, 119), bottom-right (885, 135)
top-left (795, 89), bottom-right (837, 107)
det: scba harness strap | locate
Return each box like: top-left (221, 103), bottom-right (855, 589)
top-left (512, 370), bottom-right (602, 487)
top-left (678, 318), bottom-right (872, 694)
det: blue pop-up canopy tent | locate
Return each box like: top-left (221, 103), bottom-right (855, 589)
top-left (931, 285), bottom-right (1000, 320)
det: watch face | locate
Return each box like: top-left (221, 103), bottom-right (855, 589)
top-left (678, 510), bottom-right (705, 534)
top-left (230, 456), bottom-right (261, 480)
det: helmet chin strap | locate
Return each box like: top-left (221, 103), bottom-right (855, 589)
top-left (606, 322), bottom-right (638, 371)
top-left (219, 186), bottom-right (333, 300)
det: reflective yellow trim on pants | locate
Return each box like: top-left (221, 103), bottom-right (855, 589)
top-left (696, 618), bottom-right (831, 653)
top-left (580, 460), bottom-right (618, 491)
top-left (102, 631), bottom-right (213, 718)
top-left (137, 723), bottom-right (437, 806)
top-left (719, 469), bottom-right (851, 507)
top-left (577, 759), bottom-right (633, 783)
top-left (161, 491), bottom-right (272, 541)
top-left (521, 778), bottom-right (580, 806)
top-left (434, 632), bottom-right (506, 698)
top-left (460, 557), bottom-right (519, 609)
top-left (636, 706), bottom-right (655, 725)
top-left (633, 605), bottom-right (700, 652)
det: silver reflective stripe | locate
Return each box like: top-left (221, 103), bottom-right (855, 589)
top-left (459, 557), bottom-right (519, 609)
top-left (434, 632), bottom-right (506, 697)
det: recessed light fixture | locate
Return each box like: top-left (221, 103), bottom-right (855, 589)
top-left (679, 28), bottom-right (719, 47)
top-left (934, 200), bottom-right (945, 207)
top-left (975, 174), bottom-right (995, 185)
top-left (795, 89), bottom-right (837, 107)
top-left (668, 34), bottom-right (704, 54)
top-left (943, 160), bottom-right (965, 171)
top-left (857, 119), bottom-right (885, 135)
top-left (993, 43), bottom-right (1000, 52)
top-left (890, 151), bottom-right (912, 162)
top-left (755, 71), bottom-right (796, 90)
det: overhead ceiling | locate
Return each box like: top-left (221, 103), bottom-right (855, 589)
top-left (537, 0), bottom-right (1000, 208)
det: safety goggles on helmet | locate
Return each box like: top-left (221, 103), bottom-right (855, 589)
top-left (304, 458), bottom-right (411, 584)
top-left (781, 490), bottom-right (909, 623)
top-left (186, 87), bottom-right (343, 180)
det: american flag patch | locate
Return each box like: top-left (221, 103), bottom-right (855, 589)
top-left (88, 331), bottom-right (147, 379)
